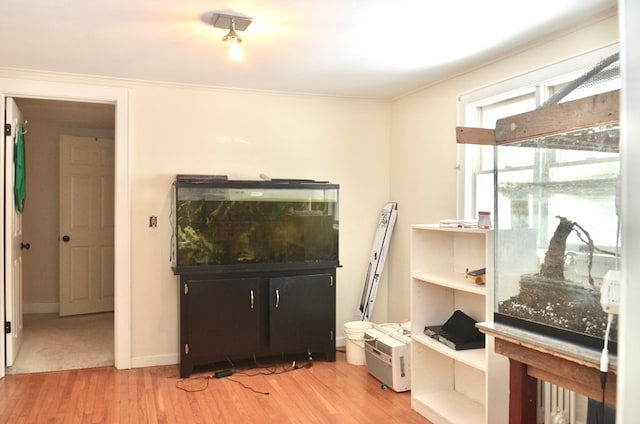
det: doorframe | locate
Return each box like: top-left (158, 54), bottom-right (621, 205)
top-left (0, 78), bottom-right (131, 378)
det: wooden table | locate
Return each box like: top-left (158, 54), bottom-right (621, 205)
top-left (478, 322), bottom-right (617, 424)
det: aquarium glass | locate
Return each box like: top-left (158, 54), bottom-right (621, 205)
top-left (174, 179), bottom-right (339, 271)
top-left (494, 124), bottom-right (620, 349)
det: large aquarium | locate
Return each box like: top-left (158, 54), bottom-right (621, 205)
top-left (172, 176), bottom-right (339, 273)
top-left (494, 117), bottom-right (620, 351)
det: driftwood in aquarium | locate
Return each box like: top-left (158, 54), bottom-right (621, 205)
top-left (501, 217), bottom-right (608, 337)
top-left (538, 216), bottom-right (596, 289)
top-left (499, 216), bottom-right (621, 340)
top-left (539, 217), bottom-right (575, 281)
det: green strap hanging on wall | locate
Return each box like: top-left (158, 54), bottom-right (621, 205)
top-left (14, 124), bottom-right (26, 213)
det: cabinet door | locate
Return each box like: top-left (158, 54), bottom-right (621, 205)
top-left (269, 273), bottom-right (335, 354)
top-left (184, 277), bottom-right (263, 361)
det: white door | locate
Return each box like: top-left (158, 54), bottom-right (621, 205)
top-left (4, 98), bottom-right (25, 367)
top-left (59, 135), bottom-right (114, 316)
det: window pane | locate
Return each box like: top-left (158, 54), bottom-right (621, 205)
top-left (476, 172), bottom-right (494, 214)
top-left (550, 162), bottom-right (619, 182)
top-left (547, 192), bottom-right (618, 249)
top-left (556, 149), bottom-right (618, 163)
top-left (495, 169), bottom-right (534, 229)
top-left (500, 146), bottom-right (535, 168)
top-left (552, 62), bottom-right (621, 103)
top-left (479, 145), bottom-right (494, 171)
top-left (479, 95), bottom-right (536, 129)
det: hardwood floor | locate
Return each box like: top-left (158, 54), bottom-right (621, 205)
top-left (0, 351), bottom-right (430, 423)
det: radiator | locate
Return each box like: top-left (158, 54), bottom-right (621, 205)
top-left (537, 381), bottom-right (579, 424)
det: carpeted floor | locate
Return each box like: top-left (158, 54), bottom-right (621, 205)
top-left (6, 312), bottom-right (114, 375)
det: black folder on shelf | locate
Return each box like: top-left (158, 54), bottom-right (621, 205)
top-left (424, 309), bottom-right (485, 351)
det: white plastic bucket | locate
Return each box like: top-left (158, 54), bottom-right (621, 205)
top-left (343, 321), bottom-right (373, 365)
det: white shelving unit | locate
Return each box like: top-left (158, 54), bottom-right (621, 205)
top-left (410, 224), bottom-right (508, 424)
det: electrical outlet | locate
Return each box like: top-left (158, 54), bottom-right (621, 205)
top-left (149, 216), bottom-right (158, 228)
top-left (601, 270), bottom-right (620, 314)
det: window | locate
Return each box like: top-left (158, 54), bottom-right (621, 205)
top-left (464, 91), bottom-right (537, 219)
top-left (458, 46), bottom-right (620, 253)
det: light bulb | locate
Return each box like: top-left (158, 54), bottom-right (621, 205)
top-left (229, 38), bottom-right (243, 62)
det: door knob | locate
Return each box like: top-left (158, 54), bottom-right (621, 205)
top-left (62, 235), bottom-right (71, 242)
top-left (20, 242), bottom-right (30, 250)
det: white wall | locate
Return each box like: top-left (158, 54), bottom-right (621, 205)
top-left (125, 83), bottom-right (392, 360)
top-left (127, 85), bottom-right (392, 360)
top-left (387, 13), bottom-right (619, 321)
top-left (0, 72), bottom-right (392, 364)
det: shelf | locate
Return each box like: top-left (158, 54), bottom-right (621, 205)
top-left (412, 390), bottom-right (484, 424)
top-left (413, 334), bottom-right (486, 371)
top-left (412, 271), bottom-right (486, 295)
top-left (412, 224), bottom-right (490, 234)
top-left (411, 223), bottom-right (507, 424)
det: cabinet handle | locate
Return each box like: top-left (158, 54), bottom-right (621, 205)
top-left (250, 289), bottom-right (254, 309)
top-left (275, 289), bottom-right (280, 309)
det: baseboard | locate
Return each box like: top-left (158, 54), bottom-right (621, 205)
top-left (24, 303), bottom-right (59, 314)
top-left (129, 341), bottom-right (346, 371)
top-left (131, 353), bottom-right (179, 369)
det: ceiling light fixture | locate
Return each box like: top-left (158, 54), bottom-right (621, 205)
top-left (210, 13), bottom-right (252, 62)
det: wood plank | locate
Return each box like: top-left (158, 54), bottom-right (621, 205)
top-left (495, 90), bottom-right (619, 144)
top-left (508, 359), bottom-right (537, 424)
top-left (495, 338), bottom-right (616, 406)
top-left (529, 364), bottom-right (617, 406)
top-left (456, 126), bottom-right (496, 145)
top-left (0, 352), bottom-right (429, 423)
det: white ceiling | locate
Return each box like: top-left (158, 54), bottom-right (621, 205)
top-left (1, 0), bottom-right (616, 101)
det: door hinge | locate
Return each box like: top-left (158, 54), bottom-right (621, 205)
top-left (5, 321), bottom-right (11, 334)
top-left (184, 343), bottom-right (189, 355)
top-left (4, 123), bottom-right (11, 136)
top-left (184, 283), bottom-right (188, 295)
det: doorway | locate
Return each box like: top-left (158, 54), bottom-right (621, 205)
top-left (0, 78), bottom-right (131, 378)
top-left (5, 98), bottom-right (116, 374)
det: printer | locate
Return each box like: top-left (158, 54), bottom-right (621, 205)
top-left (364, 323), bottom-right (411, 392)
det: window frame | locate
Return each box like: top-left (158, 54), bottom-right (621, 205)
top-left (456, 43), bottom-right (620, 221)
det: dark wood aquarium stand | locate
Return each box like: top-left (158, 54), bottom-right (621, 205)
top-left (178, 267), bottom-right (337, 378)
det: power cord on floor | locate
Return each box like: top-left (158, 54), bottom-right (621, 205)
top-left (175, 375), bottom-right (211, 393)
top-left (226, 377), bottom-right (270, 395)
top-left (175, 372), bottom-right (269, 395)
top-left (175, 353), bottom-right (313, 395)
top-left (175, 368), bottom-right (238, 392)
top-left (234, 355), bottom-right (313, 377)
